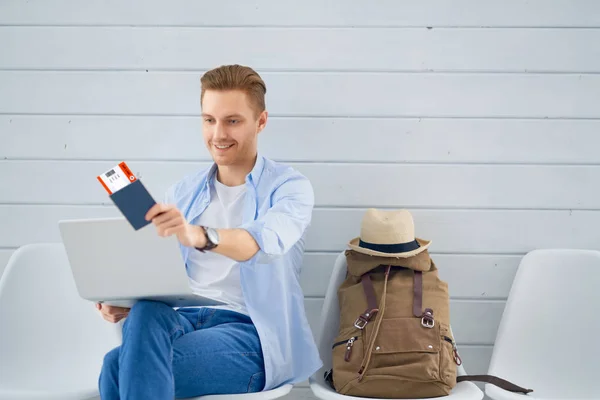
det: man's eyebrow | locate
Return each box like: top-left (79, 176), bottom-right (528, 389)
top-left (224, 114), bottom-right (244, 119)
top-left (201, 113), bottom-right (213, 118)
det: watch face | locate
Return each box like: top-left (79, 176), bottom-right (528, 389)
top-left (207, 228), bottom-right (219, 245)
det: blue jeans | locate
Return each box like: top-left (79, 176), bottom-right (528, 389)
top-left (99, 300), bottom-right (265, 399)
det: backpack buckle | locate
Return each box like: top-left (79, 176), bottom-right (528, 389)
top-left (354, 316), bottom-right (369, 329)
top-left (421, 309), bottom-right (435, 328)
top-left (354, 309), bottom-right (378, 330)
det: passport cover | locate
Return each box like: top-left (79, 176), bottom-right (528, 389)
top-left (109, 179), bottom-right (157, 230)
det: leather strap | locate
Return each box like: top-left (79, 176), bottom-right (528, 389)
top-left (457, 375), bottom-right (533, 394)
top-left (413, 270), bottom-right (423, 317)
top-left (354, 273), bottom-right (379, 329)
top-left (362, 274), bottom-right (378, 313)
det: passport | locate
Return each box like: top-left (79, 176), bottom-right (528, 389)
top-left (97, 162), bottom-right (157, 230)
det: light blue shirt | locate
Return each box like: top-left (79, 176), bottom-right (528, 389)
top-left (165, 154), bottom-right (323, 390)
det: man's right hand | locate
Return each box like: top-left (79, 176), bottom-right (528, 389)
top-left (96, 303), bottom-right (130, 323)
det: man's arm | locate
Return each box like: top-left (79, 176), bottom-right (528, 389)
top-left (146, 174), bottom-right (314, 263)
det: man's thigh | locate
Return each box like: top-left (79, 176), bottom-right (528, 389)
top-left (172, 321), bottom-right (265, 398)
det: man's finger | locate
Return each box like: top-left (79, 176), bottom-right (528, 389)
top-left (152, 209), bottom-right (180, 226)
top-left (157, 219), bottom-right (184, 237)
top-left (104, 306), bottom-right (130, 315)
top-left (145, 203), bottom-right (172, 221)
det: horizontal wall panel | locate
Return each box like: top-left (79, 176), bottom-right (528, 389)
top-left (1, 161), bottom-right (598, 209)
top-left (1, 72), bottom-right (599, 118)
top-left (4, 116), bottom-right (600, 165)
top-left (305, 209), bottom-right (600, 254)
top-left (282, 388), bottom-right (314, 399)
top-left (456, 346), bottom-right (494, 377)
top-left (1, 0), bottom-right (598, 27)
top-left (0, 248), bottom-right (520, 299)
top-left (304, 298), bottom-right (504, 345)
top-left (300, 253), bottom-right (520, 299)
top-left (3, 116), bottom-right (600, 164)
top-left (2, 206), bottom-right (599, 254)
top-left (2, 27), bottom-right (599, 72)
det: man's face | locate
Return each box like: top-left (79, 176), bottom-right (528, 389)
top-left (201, 89), bottom-right (267, 166)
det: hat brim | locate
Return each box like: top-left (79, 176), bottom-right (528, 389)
top-left (347, 237), bottom-right (431, 258)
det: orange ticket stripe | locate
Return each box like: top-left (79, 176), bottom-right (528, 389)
top-left (97, 176), bottom-right (113, 195)
top-left (118, 161), bottom-right (137, 183)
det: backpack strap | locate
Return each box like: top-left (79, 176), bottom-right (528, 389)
top-left (354, 274), bottom-right (379, 330)
top-left (413, 270), bottom-right (423, 317)
top-left (413, 270), bottom-right (435, 328)
top-left (457, 375), bottom-right (533, 394)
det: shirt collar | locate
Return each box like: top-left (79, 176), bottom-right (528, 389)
top-left (205, 153), bottom-right (265, 190)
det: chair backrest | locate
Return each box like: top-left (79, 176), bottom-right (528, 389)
top-left (486, 249), bottom-right (600, 398)
top-left (0, 243), bottom-right (121, 384)
top-left (315, 252), bottom-right (347, 372)
top-left (315, 251), bottom-right (467, 376)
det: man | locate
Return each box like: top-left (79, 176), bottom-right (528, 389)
top-left (96, 64), bottom-right (322, 399)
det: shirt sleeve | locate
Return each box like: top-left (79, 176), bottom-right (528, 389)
top-left (241, 173), bottom-right (315, 264)
top-left (163, 183), bottom-right (176, 204)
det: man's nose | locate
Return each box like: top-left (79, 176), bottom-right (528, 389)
top-left (214, 122), bottom-right (227, 140)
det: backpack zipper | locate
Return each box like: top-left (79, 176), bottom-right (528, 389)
top-left (443, 335), bottom-right (463, 365)
top-left (332, 336), bottom-right (359, 361)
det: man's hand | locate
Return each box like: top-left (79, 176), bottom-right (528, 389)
top-left (145, 203), bottom-right (207, 248)
top-left (96, 303), bottom-right (130, 323)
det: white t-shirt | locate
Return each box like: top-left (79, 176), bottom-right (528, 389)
top-left (185, 178), bottom-right (248, 316)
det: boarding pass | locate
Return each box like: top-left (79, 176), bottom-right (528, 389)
top-left (97, 161), bottom-right (138, 195)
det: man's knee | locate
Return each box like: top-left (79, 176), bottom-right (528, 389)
top-left (127, 300), bottom-right (172, 323)
top-left (101, 346), bottom-right (120, 377)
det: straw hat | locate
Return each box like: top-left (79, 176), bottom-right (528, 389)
top-left (348, 208), bottom-right (431, 258)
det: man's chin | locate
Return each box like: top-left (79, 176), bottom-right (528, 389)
top-left (211, 154), bottom-right (235, 166)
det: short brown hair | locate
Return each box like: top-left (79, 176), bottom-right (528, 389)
top-left (200, 64), bottom-right (267, 116)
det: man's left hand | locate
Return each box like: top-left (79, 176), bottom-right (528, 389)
top-left (145, 204), bottom-right (207, 248)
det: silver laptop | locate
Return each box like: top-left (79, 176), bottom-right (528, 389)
top-left (58, 217), bottom-right (225, 308)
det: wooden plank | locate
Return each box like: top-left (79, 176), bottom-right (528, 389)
top-left (2, 206), bottom-right (600, 254)
top-left (304, 298), bottom-right (504, 345)
top-left (304, 208), bottom-right (600, 254)
top-left (456, 345), bottom-right (494, 377)
top-left (4, 116), bottom-right (600, 164)
top-left (1, 160), bottom-right (599, 210)
top-left (0, 248), bottom-right (518, 299)
top-left (0, 0), bottom-right (598, 27)
top-left (1, 72), bottom-right (599, 118)
top-left (300, 253), bottom-right (520, 299)
top-left (2, 27), bottom-right (599, 72)
top-left (281, 388), bottom-right (314, 400)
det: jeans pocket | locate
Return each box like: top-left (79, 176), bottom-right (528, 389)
top-left (247, 371), bottom-right (265, 393)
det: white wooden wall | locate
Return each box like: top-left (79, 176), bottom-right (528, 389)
top-left (1, 1), bottom-right (600, 398)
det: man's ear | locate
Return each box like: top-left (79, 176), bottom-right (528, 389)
top-left (257, 110), bottom-right (268, 133)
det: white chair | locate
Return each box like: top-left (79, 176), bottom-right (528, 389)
top-left (309, 252), bottom-right (483, 400)
top-left (0, 243), bottom-right (293, 400)
top-left (485, 249), bottom-right (600, 400)
top-left (0, 243), bottom-right (122, 399)
top-left (190, 385), bottom-right (293, 400)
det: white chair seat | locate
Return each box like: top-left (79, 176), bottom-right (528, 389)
top-left (308, 252), bottom-right (483, 400)
top-left (0, 387), bottom-right (99, 400)
top-left (309, 370), bottom-right (482, 400)
top-left (185, 384), bottom-right (293, 400)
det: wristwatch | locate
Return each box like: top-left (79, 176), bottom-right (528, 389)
top-left (197, 226), bottom-right (219, 252)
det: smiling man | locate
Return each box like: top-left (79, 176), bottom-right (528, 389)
top-left (96, 65), bottom-right (322, 400)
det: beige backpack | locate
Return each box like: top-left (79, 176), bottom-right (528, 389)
top-left (325, 249), bottom-right (533, 398)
